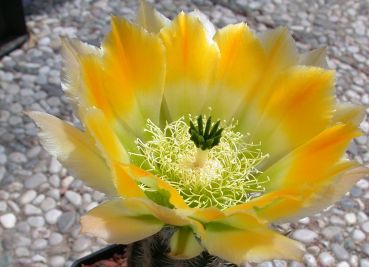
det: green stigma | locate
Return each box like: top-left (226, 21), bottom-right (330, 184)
top-left (132, 116), bottom-right (269, 209)
top-left (189, 115), bottom-right (223, 150)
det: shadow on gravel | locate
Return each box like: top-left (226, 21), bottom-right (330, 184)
top-left (23, 0), bottom-right (74, 16)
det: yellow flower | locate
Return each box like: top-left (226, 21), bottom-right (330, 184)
top-left (29, 1), bottom-right (368, 265)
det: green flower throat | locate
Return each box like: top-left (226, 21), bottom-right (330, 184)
top-left (133, 115), bottom-right (269, 209)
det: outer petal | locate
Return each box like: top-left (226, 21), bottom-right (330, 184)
top-left (61, 38), bottom-right (102, 99)
top-left (253, 67), bottom-right (335, 163)
top-left (226, 164), bottom-right (368, 223)
top-left (207, 23), bottom-right (265, 121)
top-left (102, 16), bottom-right (166, 135)
top-left (200, 213), bottom-right (304, 264)
top-left (299, 47), bottom-right (328, 68)
top-left (136, 0), bottom-right (170, 33)
top-left (112, 162), bottom-right (146, 198)
top-left (260, 124), bottom-right (359, 191)
top-left (333, 103), bottom-right (366, 126)
top-left (226, 124), bottom-right (364, 222)
top-left (28, 112), bottom-right (117, 196)
top-left (169, 226), bottom-right (203, 260)
top-left (83, 107), bottom-right (129, 164)
top-left (159, 12), bottom-right (219, 120)
top-left (81, 199), bottom-right (163, 244)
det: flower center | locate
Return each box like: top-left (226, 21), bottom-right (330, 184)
top-left (132, 116), bottom-right (269, 209)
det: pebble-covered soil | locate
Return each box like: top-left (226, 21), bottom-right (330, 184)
top-left (0, 0), bottom-right (368, 266)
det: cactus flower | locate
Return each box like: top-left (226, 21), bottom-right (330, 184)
top-left (30, 1), bottom-right (368, 265)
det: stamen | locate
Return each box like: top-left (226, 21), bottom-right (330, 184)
top-left (131, 116), bottom-right (269, 209)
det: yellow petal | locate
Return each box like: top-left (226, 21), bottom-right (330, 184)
top-left (129, 165), bottom-right (189, 209)
top-left (28, 111), bottom-right (116, 196)
top-left (207, 23), bottom-right (265, 120)
top-left (61, 38), bottom-right (102, 99)
top-left (136, 0), bottom-right (170, 33)
top-left (299, 47), bottom-right (328, 68)
top-left (159, 12), bottom-right (219, 120)
top-left (169, 226), bottom-right (203, 260)
top-left (201, 213), bottom-right (304, 264)
top-left (253, 67), bottom-right (335, 162)
top-left (112, 162), bottom-right (146, 198)
top-left (258, 27), bottom-right (298, 73)
top-left (333, 103), bottom-right (366, 126)
top-left (82, 107), bottom-right (129, 164)
top-left (102, 16), bottom-right (165, 133)
top-left (226, 163), bottom-right (368, 223)
top-left (261, 123), bottom-right (359, 191)
top-left (281, 165), bottom-right (369, 222)
top-left (81, 199), bottom-right (163, 244)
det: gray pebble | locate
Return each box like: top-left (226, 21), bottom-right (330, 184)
top-left (20, 190), bottom-right (37, 205)
top-left (27, 216), bottom-right (45, 228)
top-left (57, 211), bottom-right (76, 233)
top-left (25, 173), bottom-right (47, 189)
top-left (331, 243), bottom-right (350, 260)
top-left (65, 190), bottom-right (82, 207)
top-left (49, 232), bottom-right (63, 246)
top-left (32, 239), bottom-right (48, 250)
top-left (292, 229), bottom-right (318, 243)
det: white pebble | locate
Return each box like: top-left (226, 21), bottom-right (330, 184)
top-left (0, 213), bottom-right (16, 228)
top-left (292, 229), bottom-right (318, 243)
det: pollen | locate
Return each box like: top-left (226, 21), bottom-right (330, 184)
top-left (132, 116), bottom-right (269, 209)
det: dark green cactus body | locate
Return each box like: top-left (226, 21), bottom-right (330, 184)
top-left (126, 228), bottom-right (238, 267)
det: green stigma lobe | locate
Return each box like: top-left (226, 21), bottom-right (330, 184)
top-left (189, 115), bottom-right (223, 150)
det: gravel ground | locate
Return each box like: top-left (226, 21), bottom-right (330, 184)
top-left (0, 0), bottom-right (368, 266)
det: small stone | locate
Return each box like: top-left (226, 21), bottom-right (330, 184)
top-left (61, 176), bottom-right (74, 188)
top-left (318, 252), bottom-right (335, 266)
top-left (0, 201), bottom-right (7, 212)
top-left (32, 239), bottom-right (47, 250)
top-left (322, 226), bottom-right (343, 240)
top-left (41, 197), bottom-right (56, 211)
top-left (292, 229), bottom-right (318, 243)
top-left (345, 213), bottom-right (357, 225)
top-left (357, 179), bottom-right (369, 189)
top-left (32, 194), bottom-right (46, 205)
top-left (49, 175), bottom-right (60, 187)
top-left (49, 232), bottom-right (63, 246)
top-left (257, 262), bottom-right (273, 267)
top-left (350, 186), bottom-right (363, 198)
top-left (303, 254), bottom-right (317, 267)
top-left (0, 213), bottom-right (16, 228)
top-left (362, 243), bottom-right (369, 257)
top-left (290, 262), bottom-right (304, 267)
top-left (65, 191), bottom-right (82, 206)
top-left (7, 200), bottom-right (20, 213)
top-left (273, 260), bottom-right (287, 267)
top-left (73, 236), bottom-right (92, 252)
top-left (361, 259), bottom-right (369, 267)
top-left (336, 262), bottom-right (350, 267)
top-left (20, 190), bottom-right (37, 205)
top-left (25, 173), bottom-right (47, 189)
top-left (27, 216), bottom-right (45, 227)
top-left (24, 204), bottom-right (42, 215)
top-left (45, 209), bottom-right (62, 224)
top-left (330, 215), bottom-right (346, 226)
top-left (32, 254), bottom-right (46, 263)
top-left (15, 247), bottom-right (30, 257)
top-left (9, 152), bottom-right (27, 163)
top-left (331, 243), bottom-right (349, 260)
top-left (16, 221), bottom-right (31, 234)
top-left (57, 211), bottom-right (76, 233)
top-left (352, 229), bottom-right (365, 242)
top-left (362, 221), bottom-right (369, 233)
top-left (49, 157), bottom-right (62, 174)
top-left (50, 256), bottom-right (65, 267)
